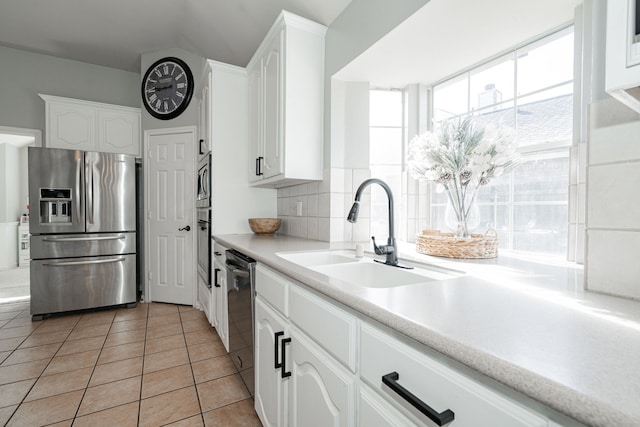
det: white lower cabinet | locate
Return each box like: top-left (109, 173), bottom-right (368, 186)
top-left (212, 245), bottom-right (229, 351)
top-left (255, 264), bottom-right (356, 426)
top-left (254, 263), bottom-right (569, 427)
top-left (288, 328), bottom-right (355, 426)
top-left (360, 323), bottom-right (550, 427)
top-left (197, 274), bottom-right (212, 326)
top-left (360, 383), bottom-right (416, 427)
top-left (255, 296), bottom-right (289, 427)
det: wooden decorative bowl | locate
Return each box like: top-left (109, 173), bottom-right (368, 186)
top-left (248, 218), bottom-right (281, 235)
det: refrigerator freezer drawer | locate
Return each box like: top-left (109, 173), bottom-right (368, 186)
top-left (30, 254), bottom-right (136, 316)
top-left (31, 232), bottom-right (136, 259)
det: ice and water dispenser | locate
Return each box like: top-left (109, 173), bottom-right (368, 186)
top-left (39, 189), bottom-right (72, 224)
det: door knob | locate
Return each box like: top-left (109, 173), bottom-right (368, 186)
top-left (178, 225), bottom-right (191, 231)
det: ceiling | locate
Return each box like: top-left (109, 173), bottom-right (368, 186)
top-left (334, 0), bottom-right (582, 87)
top-left (0, 0), bottom-right (352, 73)
top-left (0, 0), bottom-right (582, 87)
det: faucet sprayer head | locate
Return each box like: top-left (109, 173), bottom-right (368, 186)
top-left (347, 201), bottom-right (360, 223)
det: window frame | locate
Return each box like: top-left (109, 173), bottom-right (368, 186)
top-left (428, 25), bottom-right (574, 256)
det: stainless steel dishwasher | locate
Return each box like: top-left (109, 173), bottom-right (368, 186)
top-left (225, 249), bottom-right (256, 398)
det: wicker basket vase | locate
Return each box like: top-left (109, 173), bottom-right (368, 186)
top-left (415, 230), bottom-right (498, 259)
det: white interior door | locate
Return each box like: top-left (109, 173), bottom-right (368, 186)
top-left (146, 127), bottom-right (195, 305)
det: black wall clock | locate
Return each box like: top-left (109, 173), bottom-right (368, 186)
top-left (141, 57), bottom-right (194, 120)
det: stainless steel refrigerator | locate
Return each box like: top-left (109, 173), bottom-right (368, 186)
top-left (28, 147), bottom-right (137, 320)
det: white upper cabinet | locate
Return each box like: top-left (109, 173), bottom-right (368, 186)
top-left (40, 94), bottom-right (141, 156)
top-left (247, 11), bottom-right (326, 188)
top-left (606, 0), bottom-right (640, 113)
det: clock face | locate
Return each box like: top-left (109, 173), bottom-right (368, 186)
top-left (141, 57), bottom-right (194, 120)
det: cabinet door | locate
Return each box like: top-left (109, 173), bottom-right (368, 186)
top-left (197, 274), bottom-right (212, 325)
top-left (197, 80), bottom-right (211, 160)
top-left (97, 108), bottom-right (140, 156)
top-left (213, 259), bottom-right (229, 350)
top-left (47, 101), bottom-right (96, 151)
top-left (255, 296), bottom-right (289, 427)
top-left (289, 328), bottom-right (356, 427)
top-left (248, 62), bottom-right (263, 182)
top-left (261, 29), bottom-right (284, 180)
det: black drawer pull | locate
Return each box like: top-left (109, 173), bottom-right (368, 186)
top-left (382, 372), bottom-right (454, 426)
top-left (274, 331), bottom-right (284, 369)
top-left (281, 337), bottom-right (292, 378)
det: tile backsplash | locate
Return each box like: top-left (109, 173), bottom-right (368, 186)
top-left (277, 168), bottom-right (370, 242)
top-left (585, 98), bottom-right (640, 300)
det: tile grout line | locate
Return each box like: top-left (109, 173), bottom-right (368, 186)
top-left (69, 312), bottom-right (118, 424)
top-left (3, 311), bottom-right (77, 426)
top-left (136, 306), bottom-right (149, 427)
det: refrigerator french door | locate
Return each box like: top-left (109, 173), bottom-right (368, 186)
top-left (28, 147), bottom-right (137, 319)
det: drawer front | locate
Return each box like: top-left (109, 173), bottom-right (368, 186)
top-left (360, 323), bottom-right (549, 427)
top-left (360, 383), bottom-right (417, 427)
top-left (256, 264), bottom-right (289, 317)
top-left (289, 285), bottom-right (357, 372)
top-left (31, 232), bottom-right (136, 259)
top-left (31, 253), bottom-right (136, 316)
top-left (197, 274), bottom-right (212, 325)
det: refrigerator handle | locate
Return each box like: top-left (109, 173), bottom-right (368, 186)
top-left (87, 159), bottom-right (94, 225)
top-left (42, 257), bottom-right (126, 267)
top-left (42, 235), bottom-right (126, 242)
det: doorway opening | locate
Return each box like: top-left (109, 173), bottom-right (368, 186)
top-left (0, 126), bottom-right (42, 304)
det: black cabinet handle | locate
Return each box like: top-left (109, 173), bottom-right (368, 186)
top-left (256, 156), bottom-right (264, 176)
top-left (274, 331), bottom-right (284, 369)
top-left (214, 268), bottom-right (221, 288)
top-left (199, 139), bottom-right (205, 154)
top-left (281, 337), bottom-right (291, 378)
top-left (382, 372), bottom-right (454, 426)
top-left (214, 251), bottom-right (222, 256)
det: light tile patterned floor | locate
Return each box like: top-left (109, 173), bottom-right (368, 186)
top-left (0, 301), bottom-right (261, 426)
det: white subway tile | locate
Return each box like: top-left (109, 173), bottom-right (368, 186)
top-left (318, 192), bottom-right (330, 218)
top-left (587, 162), bottom-right (640, 229)
top-left (330, 168), bottom-right (345, 193)
top-left (586, 230), bottom-right (640, 299)
top-left (330, 192), bottom-right (345, 218)
top-left (307, 218), bottom-right (319, 240)
top-left (318, 218), bottom-right (330, 241)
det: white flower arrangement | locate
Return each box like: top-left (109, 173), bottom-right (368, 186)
top-left (407, 117), bottom-right (519, 237)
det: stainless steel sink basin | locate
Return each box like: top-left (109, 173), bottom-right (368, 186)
top-left (276, 250), bottom-right (463, 288)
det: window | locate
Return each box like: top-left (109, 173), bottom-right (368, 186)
top-left (431, 27), bottom-right (573, 256)
top-left (369, 90), bottom-right (404, 239)
top-left (368, 26), bottom-right (574, 257)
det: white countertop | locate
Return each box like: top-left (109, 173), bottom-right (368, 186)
top-left (214, 233), bottom-right (640, 427)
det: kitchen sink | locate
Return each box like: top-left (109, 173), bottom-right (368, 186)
top-left (275, 250), bottom-right (356, 267)
top-left (276, 250), bottom-right (463, 288)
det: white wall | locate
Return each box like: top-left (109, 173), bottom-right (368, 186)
top-left (323, 0), bottom-right (431, 169)
top-left (0, 45), bottom-right (140, 134)
top-left (0, 144), bottom-right (21, 222)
